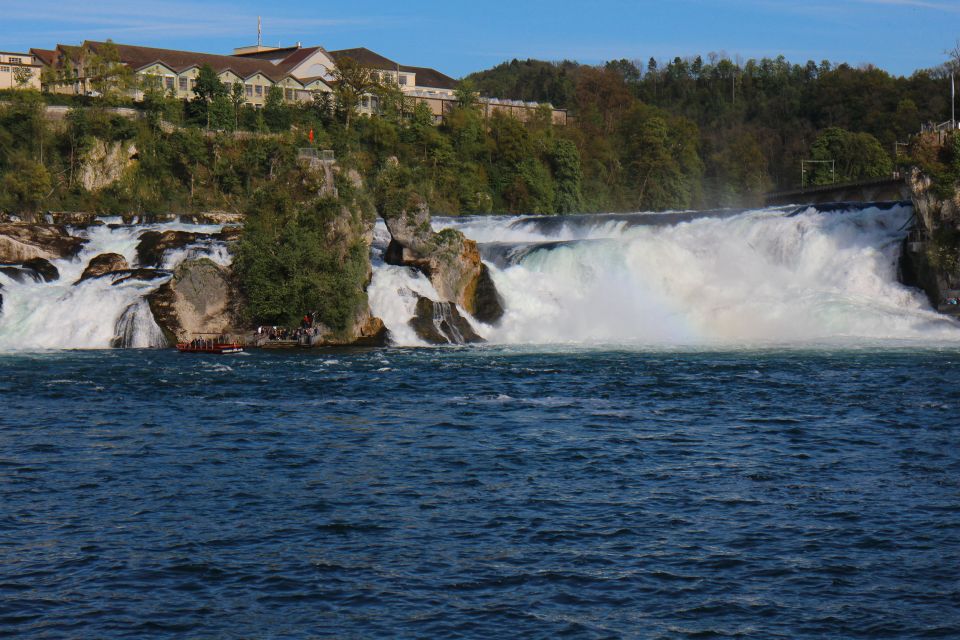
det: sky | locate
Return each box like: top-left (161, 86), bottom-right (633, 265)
top-left (1, 0), bottom-right (957, 78)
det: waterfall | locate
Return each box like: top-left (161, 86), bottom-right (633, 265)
top-left (369, 203), bottom-right (960, 347)
top-left (113, 299), bottom-right (168, 349)
top-left (432, 302), bottom-right (465, 344)
top-left (0, 220), bottom-right (229, 351)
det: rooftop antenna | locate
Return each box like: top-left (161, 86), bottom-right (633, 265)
top-left (257, 16), bottom-right (262, 48)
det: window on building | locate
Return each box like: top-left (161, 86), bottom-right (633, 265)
top-left (362, 96), bottom-right (369, 108)
top-left (255, 84), bottom-right (262, 96)
top-left (0, 66), bottom-right (9, 73)
top-left (245, 84), bottom-right (253, 97)
top-left (399, 75), bottom-right (408, 86)
top-left (178, 77), bottom-right (187, 91)
top-left (164, 76), bottom-right (174, 90)
top-left (371, 72), bottom-right (380, 83)
top-left (285, 88), bottom-right (294, 100)
top-left (9, 58), bottom-right (21, 65)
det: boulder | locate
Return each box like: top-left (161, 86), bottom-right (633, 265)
top-left (215, 226), bottom-right (243, 243)
top-left (0, 223), bottom-right (86, 263)
top-left (409, 295), bottom-right (484, 345)
top-left (79, 253), bottom-right (129, 282)
top-left (136, 230), bottom-right (208, 268)
top-left (110, 269), bottom-right (170, 286)
top-left (383, 200), bottom-right (505, 324)
top-left (312, 307), bottom-right (390, 347)
top-left (147, 259), bottom-right (241, 345)
top-left (469, 264), bottom-right (506, 325)
top-left (21, 258), bottom-right (59, 282)
top-left (0, 266), bottom-right (37, 283)
top-left (0, 258), bottom-right (59, 283)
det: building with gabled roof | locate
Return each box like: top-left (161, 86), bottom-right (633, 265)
top-left (41, 40), bottom-right (332, 106)
top-left (26, 37), bottom-right (565, 124)
top-left (0, 51), bottom-right (42, 90)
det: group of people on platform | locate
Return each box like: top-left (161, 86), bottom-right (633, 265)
top-left (256, 313), bottom-right (319, 343)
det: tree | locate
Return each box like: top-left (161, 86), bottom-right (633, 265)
top-left (12, 66), bottom-right (33, 88)
top-left (621, 104), bottom-right (702, 210)
top-left (809, 127), bottom-right (892, 184)
top-left (235, 190), bottom-right (372, 330)
top-left (263, 85), bottom-right (291, 132)
top-left (85, 41), bottom-right (133, 101)
top-left (230, 82), bottom-right (246, 129)
top-left (2, 158), bottom-right (51, 213)
top-left (550, 138), bottom-right (583, 213)
top-left (192, 64), bottom-right (226, 129)
top-left (455, 78), bottom-right (480, 110)
top-left (331, 56), bottom-right (379, 130)
top-left (209, 93), bottom-right (234, 131)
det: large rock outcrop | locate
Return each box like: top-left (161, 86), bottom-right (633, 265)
top-left (136, 230), bottom-right (214, 268)
top-left (381, 193), bottom-right (504, 325)
top-left (409, 295), bottom-right (484, 345)
top-left (310, 306), bottom-right (390, 347)
top-left (0, 223), bottom-right (85, 263)
top-left (79, 139), bottom-right (138, 192)
top-left (79, 253), bottom-right (129, 282)
top-left (147, 259), bottom-right (241, 345)
top-left (900, 147), bottom-right (960, 311)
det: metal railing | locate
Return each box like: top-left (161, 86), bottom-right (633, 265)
top-left (297, 148), bottom-right (335, 163)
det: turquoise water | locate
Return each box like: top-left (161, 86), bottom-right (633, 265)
top-left (1, 347), bottom-right (959, 638)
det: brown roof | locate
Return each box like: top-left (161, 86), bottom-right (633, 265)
top-left (329, 47), bottom-right (398, 70)
top-left (400, 64), bottom-right (458, 90)
top-left (29, 48), bottom-right (59, 66)
top-left (274, 46), bottom-right (326, 70)
top-left (232, 46), bottom-right (301, 60)
top-left (82, 40), bottom-right (294, 82)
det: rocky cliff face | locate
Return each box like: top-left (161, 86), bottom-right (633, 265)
top-left (901, 150), bottom-right (960, 310)
top-left (79, 140), bottom-right (138, 192)
top-left (148, 258), bottom-right (242, 345)
top-left (380, 190), bottom-right (504, 335)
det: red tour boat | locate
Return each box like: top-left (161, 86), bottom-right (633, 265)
top-left (176, 334), bottom-right (244, 354)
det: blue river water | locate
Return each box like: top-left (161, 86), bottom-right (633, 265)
top-left (1, 347), bottom-right (959, 639)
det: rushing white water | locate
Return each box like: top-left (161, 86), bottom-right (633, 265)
top-left (0, 221), bottom-right (228, 350)
top-left (3, 204), bottom-right (957, 351)
top-left (370, 204), bottom-right (960, 347)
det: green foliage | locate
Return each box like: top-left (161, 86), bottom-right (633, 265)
top-left (620, 104), bottom-right (702, 210)
top-left (234, 189), bottom-right (370, 330)
top-left (191, 64), bottom-right (226, 129)
top-left (550, 138), bottom-right (583, 213)
top-left (264, 86), bottom-right (291, 132)
top-left (809, 127), bottom-right (892, 184)
top-left (1, 158), bottom-right (51, 213)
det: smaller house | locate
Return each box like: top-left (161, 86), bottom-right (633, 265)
top-left (0, 51), bottom-right (42, 90)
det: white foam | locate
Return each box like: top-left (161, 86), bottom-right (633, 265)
top-left (371, 205), bottom-right (960, 347)
top-left (0, 222), bottom-right (226, 351)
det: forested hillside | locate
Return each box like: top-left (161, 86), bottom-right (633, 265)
top-left (1, 52), bottom-right (955, 217)
top-left (468, 55), bottom-right (953, 206)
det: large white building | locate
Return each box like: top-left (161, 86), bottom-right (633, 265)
top-left (0, 51), bottom-right (42, 91)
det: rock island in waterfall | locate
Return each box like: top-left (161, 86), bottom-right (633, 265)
top-left (2, 4), bottom-right (960, 638)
